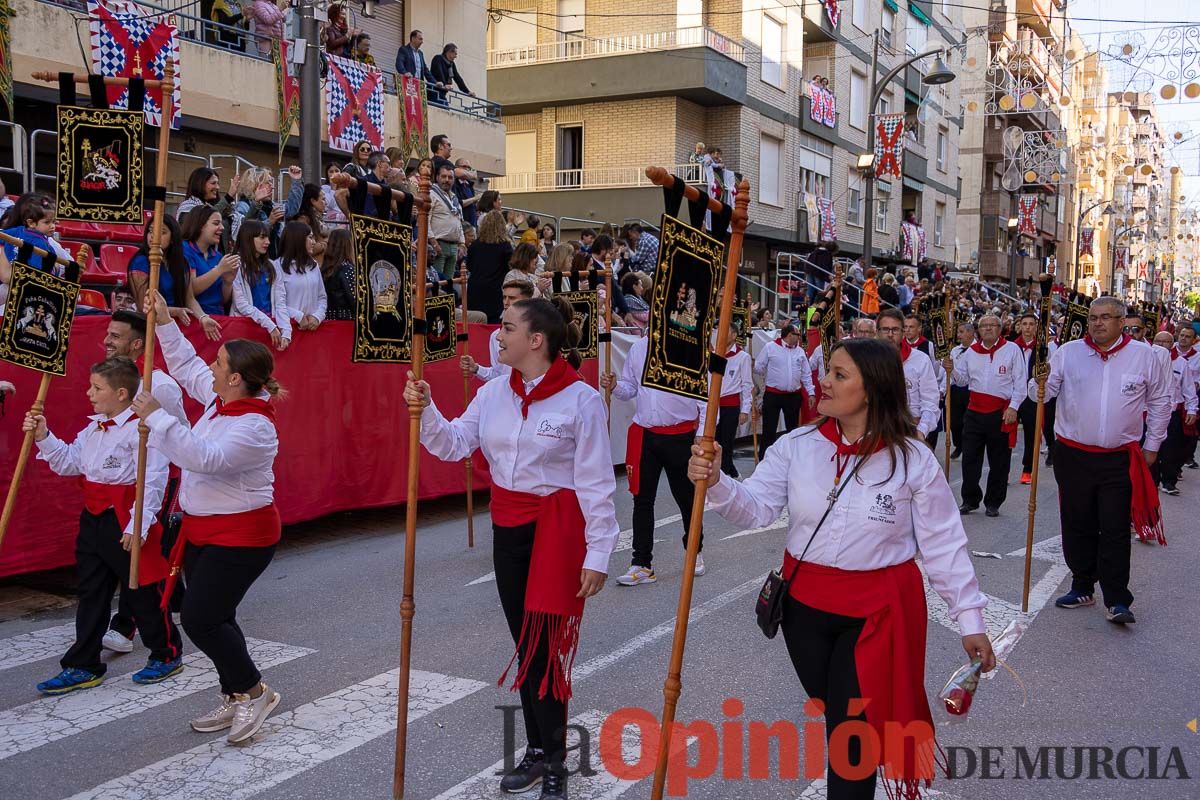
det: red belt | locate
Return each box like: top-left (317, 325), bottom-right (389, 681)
top-left (967, 391), bottom-right (1008, 414)
top-left (625, 421), bottom-right (697, 496)
top-left (161, 504), bottom-right (281, 609)
top-left (765, 386), bottom-right (804, 395)
top-left (719, 394), bottom-right (741, 408)
top-left (1058, 437), bottom-right (1164, 545)
top-left (80, 479), bottom-right (168, 585)
top-left (490, 485), bottom-right (542, 527)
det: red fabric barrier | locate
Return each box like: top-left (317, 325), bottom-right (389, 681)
top-left (0, 317), bottom-right (598, 577)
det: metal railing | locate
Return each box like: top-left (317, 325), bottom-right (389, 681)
top-left (492, 162), bottom-right (703, 193)
top-left (487, 26), bottom-right (745, 69)
top-left (0, 120), bottom-right (29, 194)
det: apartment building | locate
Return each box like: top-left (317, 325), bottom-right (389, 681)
top-left (1064, 46), bottom-right (1109, 294)
top-left (2, 0), bottom-right (506, 201)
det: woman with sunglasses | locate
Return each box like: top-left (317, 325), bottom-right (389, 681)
top-left (342, 140), bottom-right (373, 179)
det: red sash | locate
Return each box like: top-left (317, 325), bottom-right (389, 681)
top-left (1057, 437), bottom-right (1165, 545)
top-left (966, 392), bottom-right (1008, 414)
top-left (493, 486), bottom-right (588, 702)
top-left (160, 504), bottom-right (282, 608)
top-left (764, 386), bottom-right (804, 395)
top-left (719, 394), bottom-right (741, 408)
top-left (625, 421), bottom-right (697, 495)
top-left (80, 480), bottom-right (169, 585)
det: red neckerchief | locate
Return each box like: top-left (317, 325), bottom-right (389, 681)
top-left (508, 357), bottom-right (582, 419)
top-left (1083, 334), bottom-right (1131, 362)
top-left (970, 336), bottom-right (1007, 360)
top-left (899, 338), bottom-right (913, 362)
top-left (210, 396), bottom-right (277, 427)
top-left (906, 336), bottom-right (929, 349)
top-left (1014, 336), bottom-right (1035, 352)
top-left (1171, 347), bottom-right (1180, 362)
top-left (816, 417), bottom-right (887, 457)
top-left (1176, 345), bottom-right (1196, 360)
top-left (725, 345), bottom-right (740, 357)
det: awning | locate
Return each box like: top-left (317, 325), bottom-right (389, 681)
top-left (902, 176), bottom-right (925, 192)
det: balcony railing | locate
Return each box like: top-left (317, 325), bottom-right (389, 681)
top-left (487, 27), bottom-right (745, 69)
top-left (492, 162), bottom-right (703, 192)
top-left (34, 0), bottom-right (502, 122)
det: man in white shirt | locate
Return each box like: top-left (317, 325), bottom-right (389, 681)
top-left (877, 310), bottom-right (939, 439)
top-left (1039, 296), bottom-right (1171, 624)
top-left (1174, 326), bottom-right (1200, 469)
top-left (461, 281), bottom-right (533, 382)
top-left (753, 323), bottom-right (816, 460)
top-left (1151, 331), bottom-right (1198, 495)
top-left (1012, 313), bottom-right (1058, 483)
top-left (949, 314), bottom-right (1024, 517)
top-left (710, 332), bottom-right (752, 478)
top-left (905, 313), bottom-right (947, 447)
top-left (948, 321), bottom-right (975, 459)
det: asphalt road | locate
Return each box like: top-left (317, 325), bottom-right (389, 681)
top-left (0, 437), bottom-right (1197, 800)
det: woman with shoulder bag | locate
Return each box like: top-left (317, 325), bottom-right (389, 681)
top-left (688, 338), bottom-right (996, 800)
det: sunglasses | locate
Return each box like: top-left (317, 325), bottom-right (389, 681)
top-left (1123, 325), bottom-right (1143, 333)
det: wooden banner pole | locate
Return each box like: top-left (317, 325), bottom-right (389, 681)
top-left (603, 251), bottom-right (614, 410)
top-left (749, 332), bottom-right (759, 464)
top-left (643, 168), bottom-right (750, 800)
top-left (0, 373), bottom-right (53, 549)
top-left (457, 268), bottom-right (475, 549)
top-left (943, 287), bottom-right (954, 478)
top-left (394, 170), bottom-right (431, 800)
top-left (1022, 375), bottom-right (1047, 613)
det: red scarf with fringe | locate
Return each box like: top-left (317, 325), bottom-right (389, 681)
top-left (508, 358), bottom-right (581, 419)
top-left (1057, 437), bottom-right (1165, 545)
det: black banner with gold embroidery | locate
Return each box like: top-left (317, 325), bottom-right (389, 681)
top-left (929, 300), bottom-right (951, 361)
top-left (423, 292), bottom-right (457, 363)
top-left (1140, 301), bottom-right (1160, 338)
top-left (731, 300), bottom-right (751, 348)
top-left (56, 106), bottom-right (144, 224)
top-left (557, 289), bottom-right (599, 360)
top-left (641, 215), bottom-right (724, 400)
top-left (352, 214), bottom-right (413, 363)
top-left (1060, 299), bottom-right (1090, 345)
top-left (0, 262), bottom-right (80, 375)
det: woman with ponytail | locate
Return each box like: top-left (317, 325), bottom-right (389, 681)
top-left (404, 296), bottom-right (617, 799)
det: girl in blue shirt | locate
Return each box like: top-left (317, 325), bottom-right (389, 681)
top-left (128, 214), bottom-right (221, 341)
top-left (0, 196), bottom-right (61, 286)
top-left (180, 205), bottom-right (237, 316)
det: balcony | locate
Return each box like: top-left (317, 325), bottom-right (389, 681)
top-left (1016, 0), bottom-right (1058, 40)
top-left (802, 0), bottom-right (838, 44)
top-left (491, 162), bottom-right (703, 193)
top-left (487, 27), bottom-right (747, 113)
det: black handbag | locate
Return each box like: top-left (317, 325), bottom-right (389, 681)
top-left (755, 457), bottom-right (864, 639)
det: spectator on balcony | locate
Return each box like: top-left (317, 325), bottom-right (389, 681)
top-left (322, 3), bottom-right (356, 57)
top-left (321, 227), bottom-right (356, 320)
top-left (322, 163), bottom-right (348, 227)
top-left (689, 142), bottom-right (706, 165)
top-left (579, 228), bottom-right (596, 254)
top-left (477, 189), bottom-right (502, 216)
top-left (342, 140), bottom-right (373, 179)
top-left (430, 135), bottom-right (478, 184)
top-left (519, 215), bottom-right (541, 247)
top-left (396, 30), bottom-right (447, 101)
top-left (181, 205), bottom-right (237, 317)
top-left (466, 210), bottom-right (512, 323)
top-left (453, 158), bottom-right (479, 227)
top-left (430, 43), bottom-right (475, 102)
top-left (230, 220), bottom-right (290, 350)
top-left (429, 163), bottom-right (466, 280)
top-left (127, 215), bottom-right (221, 340)
top-left (625, 223), bottom-right (660, 275)
top-left (351, 33), bottom-right (376, 67)
top-left (245, 0), bottom-right (289, 57)
top-left (504, 242), bottom-right (541, 296)
top-left (231, 168), bottom-right (279, 241)
top-left (622, 271), bottom-right (651, 333)
top-left (203, 0), bottom-right (245, 50)
top-left (276, 221), bottom-right (326, 331)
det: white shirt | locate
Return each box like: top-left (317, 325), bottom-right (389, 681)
top-left (907, 337), bottom-right (946, 393)
top-left (277, 261), bottom-right (327, 322)
top-left (1013, 338), bottom-right (1059, 385)
top-left (713, 348), bottom-right (752, 414)
top-left (36, 407), bottom-right (168, 539)
top-left (754, 340), bottom-right (816, 394)
top-left (1159, 348), bottom-right (1199, 412)
top-left (810, 343), bottom-right (826, 380)
top-left (476, 328), bottom-right (510, 382)
top-left (144, 320), bottom-right (279, 515)
top-left (901, 348), bottom-right (940, 436)
top-left (706, 425), bottom-right (987, 636)
top-left (611, 336), bottom-right (706, 429)
top-left (1037, 338), bottom-right (1171, 451)
top-left (950, 339), bottom-right (1025, 410)
top-left (147, 368), bottom-right (187, 425)
top-left (949, 343), bottom-right (971, 383)
top-left (232, 263), bottom-right (292, 340)
top-left (420, 373), bottom-right (619, 573)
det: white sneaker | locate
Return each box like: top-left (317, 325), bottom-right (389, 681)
top-left (694, 554), bottom-right (706, 576)
top-left (615, 565), bottom-right (657, 586)
top-left (227, 683), bottom-right (281, 743)
top-left (101, 629), bottom-right (134, 653)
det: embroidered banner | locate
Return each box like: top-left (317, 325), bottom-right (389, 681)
top-left (642, 215), bottom-right (724, 400)
top-left (900, 221), bottom-right (926, 264)
top-left (399, 74), bottom-right (429, 162)
top-left (1114, 246), bottom-right (1128, 272)
top-left (556, 289), bottom-right (599, 360)
top-left (817, 196), bottom-right (837, 242)
top-left (731, 301), bottom-right (751, 348)
top-left (0, 0), bottom-right (13, 120)
top-left (0, 263), bottom-right (81, 375)
top-left (1060, 300), bottom-right (1090, 345)
top-left (326, 54), bottom-right (385, 153)
top-left (423, 291), bottom-right (457, 363)
top-left (823, 0), bottom-right (840, 27)
top-left (1140, 301), bottom-right (1160, 336)
top-left (809, 81), bottom-right (836, 128)
top-left (874, 113), bottom-right (905, 180)
top-left (1079, 227), bottom-right (1094, 257)
top-left (351, 213), bottom-right (412, 363)
top-left (929, 299), bottom-right (951, 362)
top-left (55, 106), bottom-right (144, 224)
top-left (88, 0), bottom-right (181, 129)
top-left (272, 38), bottom-right (300, 164)
top-left (1017, 194), bottom-right (1038, 236)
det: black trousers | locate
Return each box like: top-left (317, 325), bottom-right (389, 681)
top-left (1152, 409), bottom-right (1187, 488)
top-left (631, 430), bottom-right (700, 568)
top-left (493, 522), bottom-right (567, 769)
top-left (781, 596), bottom-right (875, 800)
top-left (1052, 442), bottom-right (1134, 608)
top-left (62, 510), bottom-right (182, 674)
top-left (760, 391), bottom-right (803, 459)
top-left (1018, 397), bottom-right (1058, 472)
top-left (961, 409), bottom-right (1013, 509)
top-left (949, 386), bottom-right (970, 450)
top-left (715, 405), bottom-right (741, 478)
top-left (181, 542), bottom-right (275, 695)
top-left (1184, 429), bottom-right (1198, 466)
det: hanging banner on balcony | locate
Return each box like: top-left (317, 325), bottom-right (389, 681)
top-left (272, 38), bottom-right (300, 164)
top-left (817, 197), bottom-right (837, 242)
top-left (326, 54), bottom-right (385, 154)
top-left (1017, 194), bottom-right (1038, 237)
top-left (874, 113), bottom-right (905, 180)
top-left (399, 74), bottom-right (429, 163)
top-left (803, 193), bottom-right (820, 241)
top-left (56, 105), bottom-right (145, 224)
top-left (88, 0), bottom-right (182, 129)
top-left (823, 0), bottom-right (840, 27)
top-left (642, 215), bottom-right (724, 401)
top-left (1079, 227), bottom-right (1094, 257)
top-left (809, 80), bottom-right (837, 128)
top-left (0, 0), bottom-right (13, 120)
top-left (1114, 246), bottom-right (1128, 272)
top-left (351, 214), bottom-right (413, 363)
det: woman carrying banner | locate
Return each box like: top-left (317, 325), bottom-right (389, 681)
top-left (130, 292), bottom-right (285, 745)
top-left (405, 296), bottom-right (618, 799)
top-left (688, 338), bottom-right (995, 800)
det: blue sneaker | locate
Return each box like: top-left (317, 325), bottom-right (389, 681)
top-left (1106, 605), bottom-right (1136, 625)
top-left (37, 668), bottom-right (103, 695)
top-left (132, 659), bottom-right (184, 684)
top-left (1055, 590), bottom-right (1095, 609)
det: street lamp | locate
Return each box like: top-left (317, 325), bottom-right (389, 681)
top-left (860, 32), bottom-right (957, 275)
top-left (1071, 199), bottom-right (1115, 290)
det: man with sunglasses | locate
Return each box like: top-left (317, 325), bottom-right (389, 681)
top-left (1038, 296), bottom-right (1171, 625)
top-left (1123, 312), bottom-right (1147, 342)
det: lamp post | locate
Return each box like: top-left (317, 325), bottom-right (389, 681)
top-left (1072, 199), bottom-right (1114, 291)
top-left (860, 31), bottom-right (956, 275)
top-left (1007, 212), bottom-right (1019, 296)
top-left (298, 0), bottom-right (322, 180)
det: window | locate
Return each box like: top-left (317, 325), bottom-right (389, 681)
top-left (879, 91), bottom-right (892, 117)
top-left (505, 131), bottom-right (537, 189)
top-left (876, 187), bottom-right (890, 232)
top-left (935, 202), bottom-right (945, 245)
top-left (848, 171), bottom-right (863, 226)
top-left (759, 134), bottom-right (783, 206)
top-left (799, 168), bottom-right (831, 199)
top-left (881, 7), bottom-right (895, 47)
top-left (555, 124), bottom-right (582, 188)
top-left (556, 0), bottom-right (585, 58)
top-left (800, 136), bottom-right (832, 200)
top-left (906, 11), bottom-right (927, 55)
top-left (936, 126), bottom-right (947, 171)
top-left (849, 70), bottom-right (867, 130)
top-left (761, 15), bottom-right (784, 88)
top-left (852, 0), bottom-right (866, 30)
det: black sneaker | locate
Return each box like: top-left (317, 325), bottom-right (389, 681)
top-left (959, 503), bottom-right (978, 515)
top-left (985, 506), bottom-right (1000, 517)
top-left (950, 448), bottom-right (962, 460)
top-left (1106, 605), bottom-right (1136, 625)
top-left (501, 749), bottom-right (545, 794)
top-left (1162, 484), bottom-right (1180, 496)
top-left (1186, 461), bottom-right (1199, 470)
top-left (540, 768), bottom-right (567, 798)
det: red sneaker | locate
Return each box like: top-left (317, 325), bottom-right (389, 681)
top-left (1020, 472), bottom-right (1032, 485)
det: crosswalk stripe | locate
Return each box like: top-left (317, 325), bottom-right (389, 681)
top-left (0, 639), bottom-right (314, 761)
top-left (0, 622), bottom-right (77, 673)
top-left (66, 668), bottom-right (487, 800)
